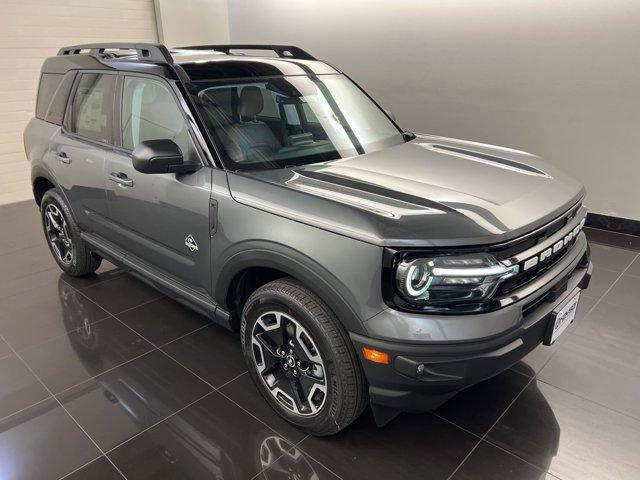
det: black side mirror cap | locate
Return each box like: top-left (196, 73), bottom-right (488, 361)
top-left (132, 139), bottom-right (201, 174)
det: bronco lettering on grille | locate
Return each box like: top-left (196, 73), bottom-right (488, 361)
top-left (522, 217), bottom-right (586, 271)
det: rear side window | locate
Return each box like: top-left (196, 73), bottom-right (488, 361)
top-left (71, 73), bottom-right (116, 144)
top-left (43, 72), bottom-right (76, 125)
top-left (35, 74), bottom-right (63, 120)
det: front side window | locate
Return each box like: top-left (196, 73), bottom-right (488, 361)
top-left (71, 73), bottom-right (115, 143)
top-left (190, 74), bottom-right (403, 170)
top-left (121, 76), bottom-right (194, 159)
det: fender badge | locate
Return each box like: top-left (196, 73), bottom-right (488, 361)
top-left (185, 234), bottom-right (198, 252)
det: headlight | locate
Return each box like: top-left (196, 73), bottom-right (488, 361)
top-left (395, 253), bottom-right (519, 307)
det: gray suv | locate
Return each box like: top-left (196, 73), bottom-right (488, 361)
top-left (24, 43), bottom-right (592, 436)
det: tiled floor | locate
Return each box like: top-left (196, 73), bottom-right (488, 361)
top-left (1, 200), bottom-right (639, 480)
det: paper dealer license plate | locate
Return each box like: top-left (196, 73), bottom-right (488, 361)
top-left (545, 291), bottom-right (581, 345)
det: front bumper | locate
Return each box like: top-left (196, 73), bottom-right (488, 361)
top-left (351, 239), bottom-right (592, 413)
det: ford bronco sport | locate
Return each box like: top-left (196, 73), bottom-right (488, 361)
top-left (24, 43), bottom-right (592, 436)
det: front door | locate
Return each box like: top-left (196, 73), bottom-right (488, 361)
top-left (104, 74), bottom-right (212, 292)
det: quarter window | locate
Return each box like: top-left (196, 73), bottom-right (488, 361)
top-left (36, 73), bottom-right (63, 120)
top-left (71, 73), bottom-right (115, 144)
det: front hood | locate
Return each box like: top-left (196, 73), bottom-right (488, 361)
top-left (228, 134), bottom-right (585, 247)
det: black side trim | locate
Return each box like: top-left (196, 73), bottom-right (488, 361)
top-left (586, 212), bottom-right (640, 238)
top-left (80, 232), bottom-right (231, 329)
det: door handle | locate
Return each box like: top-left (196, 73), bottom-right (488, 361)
top-left (108, 172), bottom-right (134, 187)
top-left (56, 152), bottom-right (71, 164)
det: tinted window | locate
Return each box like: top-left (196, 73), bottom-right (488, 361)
top-left (121, 76), bottom-right (194, 158)
top-left (36, 73), bottom-right (63, 120)
top-left (201, 87), bottom-right (234, 120)
top-left (44, 72), bottom-right (76, 125)
top-left (71, 73), bottom-right (115, 143)
top-left (301, 102), bottom-right (319, 123)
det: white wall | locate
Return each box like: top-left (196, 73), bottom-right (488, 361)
top-left (154, 0), bottom-right (229, 46)
top-left (227, 0), bottom-right (640, 221)
top-left (0, 0), bottom-right (159, 205)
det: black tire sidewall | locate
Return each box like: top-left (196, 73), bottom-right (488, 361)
top-left (41, 190), bottom-right (76, 273)
top-left (40, 188), bottom-right (98, 276)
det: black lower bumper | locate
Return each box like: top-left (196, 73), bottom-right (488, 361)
top-left (351, 259), bottom-right (593, 416)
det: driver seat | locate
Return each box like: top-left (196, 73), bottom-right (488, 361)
top-left (218, 86), bottom-right (281, 163)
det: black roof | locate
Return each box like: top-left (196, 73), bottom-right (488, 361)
top-left (42, 43), bottom-right (339, 81)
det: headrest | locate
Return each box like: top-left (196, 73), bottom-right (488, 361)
top-left (239, 86), bottom-right (264, 117)
top-left (141, 83), bottom-right (160, 104)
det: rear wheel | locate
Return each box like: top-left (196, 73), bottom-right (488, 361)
top-left (40, 188), bottom-right (102, 277)
top-left (241, 278), bottom-right (368, 436)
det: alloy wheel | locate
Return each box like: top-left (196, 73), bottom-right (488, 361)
top-left (44, 204), bottom-right (74, 265)
top-left (251, 311), bottom-right (327, 416)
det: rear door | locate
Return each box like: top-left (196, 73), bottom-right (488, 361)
top-left (50, 72), bottom-right (116, 236)
top-left (103, 73), bottom-right (212, 292)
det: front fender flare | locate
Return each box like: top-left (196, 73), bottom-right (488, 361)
top-left (214, 242), bottom-right (369, 336)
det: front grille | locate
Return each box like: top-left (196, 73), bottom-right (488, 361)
top-left (493, 203), bottom-right (581, 260)
top-left (520, 247), bottom-right (589, 317)
top-left (498, 237), bottom-right (577, 295)
top-left (495, 202), bottom-right (584, 296)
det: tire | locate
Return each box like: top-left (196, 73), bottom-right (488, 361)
top-left (241, 277), bottom-right (368, 436)
top-left (40, 188), bottom-right (102, 277)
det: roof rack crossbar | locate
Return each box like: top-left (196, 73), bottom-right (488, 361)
top-left (57, 43), bottom-right (174, 64)
top-left (176, 44), bottom-right (316, 61)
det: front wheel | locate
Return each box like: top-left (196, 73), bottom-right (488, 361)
top-left (241, 278), bottom-right (368, 436)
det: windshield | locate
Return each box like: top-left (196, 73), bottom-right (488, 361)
top-left (189, 74), bottom-right (404, 170)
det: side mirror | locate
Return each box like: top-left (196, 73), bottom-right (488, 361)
top-left (384, 109), bottom-right (396, 122)
top-left (132, 139), bottom-right (201, 174)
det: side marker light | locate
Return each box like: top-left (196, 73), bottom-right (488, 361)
top-left (362, 347), bottom-right (389, 364)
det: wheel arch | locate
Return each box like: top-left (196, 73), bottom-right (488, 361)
top-left (33, 176), bottom-right (56, 206)
top-left (31, 166), bottom-right (67, 207)
top-left (215, 244), bottom-right (367, 336)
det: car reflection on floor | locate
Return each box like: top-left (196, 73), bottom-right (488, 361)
top-left (56, 275), bottom-right (560, 479)
top-left (57, 277), bottom-right (320, 478)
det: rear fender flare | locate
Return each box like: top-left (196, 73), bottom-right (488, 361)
top-left (31, 165), bottom-right (73, 211)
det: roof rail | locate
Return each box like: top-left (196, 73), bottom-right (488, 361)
top-left (57, 43), bottom-right (174, 64)
top-left (176, 44), bottom-right (316, 61)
